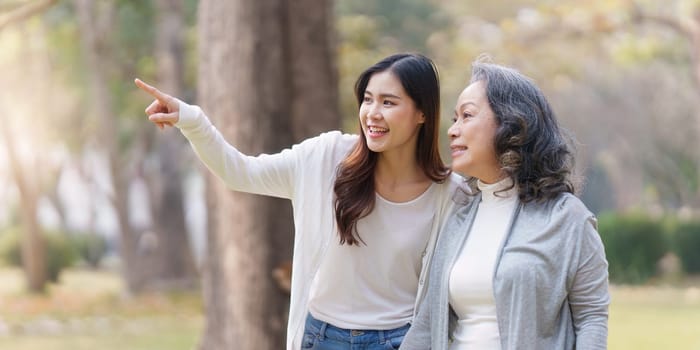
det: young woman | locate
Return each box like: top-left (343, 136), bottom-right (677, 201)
top-left (400, 61), bottom-right (610, 350)
top-left (135, 53), bottom-right (462, 350)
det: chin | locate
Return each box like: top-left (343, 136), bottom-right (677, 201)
top-left (450, 162), bottom-right (467, 174)
top-left (367, 145), bottom-right (385, 153)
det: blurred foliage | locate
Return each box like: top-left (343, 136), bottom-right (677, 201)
top-left (44, 230), bottom-right (79, 282)
top-left (0, 267), bottom-right (203, 350)
top-left (11, 0), bottom-right (696, 215)
top-left (0, 227), bottom-right (78, 283)
top-left (598, 212), bottom-right (668, 284)
top-left (2, 0), bottom-right (700, 288)
top-left (0, 227), bottom-right (22, 268)
top-left (595, 211), bottom-right (700, 283)
top-left (672, 221), bottom-right (700, 273)
top-left (37, 0), bottom-right (199, 156)
top-left (336, 0), bottom-right (448, 51)
top-left (71, 233), bottom-right (108, 268)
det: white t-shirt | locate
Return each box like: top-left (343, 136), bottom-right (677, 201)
top-left (308, 183), bottom-right (439, 329)
top-left (448, 178), bottom-right (518, 350)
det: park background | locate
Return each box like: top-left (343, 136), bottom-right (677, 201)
top-left (1, 0), bottom-right (700, 349)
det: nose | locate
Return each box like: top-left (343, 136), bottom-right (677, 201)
top-left (368, 105), bottom-right (382, 120)
top-left (447, 120), bottom-right (459, 139)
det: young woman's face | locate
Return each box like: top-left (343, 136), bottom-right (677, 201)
top-left (448, 81), bottom-right (502, 183)
top-left (359, 71), bottom-right (425, 155)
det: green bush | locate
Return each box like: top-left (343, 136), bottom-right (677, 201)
top-left (597, 212), bottom-right (668, 284)
top-left (673, 221), bottom-right (700, 274)
top-left (0, 227), bottom-right (22, 266)
top-left (71, 233), bottom-right (108, 268)
top-left (0, 227), bottom-right (78, 282)
top-left (44, 230), bottom-right (78, 282)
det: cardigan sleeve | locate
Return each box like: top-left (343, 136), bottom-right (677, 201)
top-left (569, 215), bottom-right (610, 349)
top-left (175, 101), bottom-right (301, 199)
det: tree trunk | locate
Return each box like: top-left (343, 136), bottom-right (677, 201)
top-left (75, 0), bottom-right (200, 293)
top-left (0, 113), bottom-right (46, 293)
top-left (286, 0), bottom-right (341, 140)
top-left (1, 0), bottom-right (83, 261)
top-left (73, 0), bottom-right (142, 292)
top-left (196, 0), bottom-right (338, 349)
top-left (0, 0), bottom-right (60, 293)
top-left (137, 0), bottom-right (199, 291)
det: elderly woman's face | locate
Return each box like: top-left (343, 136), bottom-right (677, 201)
top-left (447, 81), bottom-right (502, 183)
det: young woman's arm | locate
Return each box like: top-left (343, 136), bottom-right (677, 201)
top-left (136, 78), bottom-right (297, 199)
top-left (176, 101), bottom-right (296, 198)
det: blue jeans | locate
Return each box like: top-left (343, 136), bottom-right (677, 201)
top-left (301, 313), bottom-right (410, 350)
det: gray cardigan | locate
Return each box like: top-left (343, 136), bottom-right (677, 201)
top-left (400, 192), bottom-right (610, 350)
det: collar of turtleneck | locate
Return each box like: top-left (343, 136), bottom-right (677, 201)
top-left (477, 177), bottom-right (518, 204)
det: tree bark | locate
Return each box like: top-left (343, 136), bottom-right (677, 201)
top-left (286, 0), bottom-right (341, 140)
top-left (73, 0), bottom-right (142, 292)
top-left (75, 0), bottom-right (199, 293)
top-left (0, 113), bottom-right (46, 292)
top-left (0, 0), bottom-right (57, 31)
top-left (137, 0), bottom-right (199, 291)
top-left (0, 1), bottom-right (61, 293)
top-left (196, 0), bottom-right (338, 348)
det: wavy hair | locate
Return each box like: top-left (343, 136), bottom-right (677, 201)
top-left (334, 53), bottom-right (449, 245)
top-left (468, 61), bottom-right (575, 202)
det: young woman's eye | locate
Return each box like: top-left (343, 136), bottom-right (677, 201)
top-left (463, 112), bottom-right (473, 118)
top-left (383, 100), bottom-right (395, 106)
top-left (363, 96), bottom-right (372, 103)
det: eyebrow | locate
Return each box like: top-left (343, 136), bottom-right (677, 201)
top-left (364, 91), bottom-right (402, 100)
top-left (454, 102), bottom-right (477, 115)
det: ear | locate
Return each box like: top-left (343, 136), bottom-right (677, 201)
top-left (418, 113), bottom-right (426, 124)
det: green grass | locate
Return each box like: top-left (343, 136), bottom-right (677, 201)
top-left (609, 284), bottom-right (700, 349)
top-left (0, 267), bottom-right (202, 350)
top-left (1, 267), bottom-right (700, 349)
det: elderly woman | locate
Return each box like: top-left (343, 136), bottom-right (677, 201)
top-left (400, 61), bottom-right (610, 350)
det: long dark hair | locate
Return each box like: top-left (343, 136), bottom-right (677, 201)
top-left (469, 60), bottom-right (575, 202)
top-left (333, 53), bottom-right (449, 245)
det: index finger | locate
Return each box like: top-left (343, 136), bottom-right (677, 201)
top-left (134, 78), bottom-right (172, 104)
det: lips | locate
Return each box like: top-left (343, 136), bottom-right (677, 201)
top-left (366, 125), bottom-right (389, 137)
top-left (450, 144), bottom-right (467, 157)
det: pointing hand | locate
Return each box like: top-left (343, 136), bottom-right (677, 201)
top-left (134, 78), bottom-right (180, 130)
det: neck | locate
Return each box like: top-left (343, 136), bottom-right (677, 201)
top-left (374, 153), bottom-right (432, 203)
top-left (375, 154), bottom-right (426, 187)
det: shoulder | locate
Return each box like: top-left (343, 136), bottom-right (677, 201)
top-left (292, 131), bottom-right (358, 155)
top-left (317, 130), bottom-right (358, 143)
top-left (306, 130), bottom-right (357, 150)
top-left (525, 193), bottom-right (593, 219)
top-left (521, 193), bottom-right (598, 242)
top-left (434, 172), bottom-right (469, 197)
top-left (553, 193), bottom-right (596, 229)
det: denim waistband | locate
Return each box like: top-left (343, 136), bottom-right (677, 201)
top-left (304, 313), bottom-right (410, 343)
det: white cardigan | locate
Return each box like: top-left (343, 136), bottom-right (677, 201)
top-left (176, 101), bottom-right (462, 349)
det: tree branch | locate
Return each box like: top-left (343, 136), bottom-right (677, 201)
top-left (0, 0), bottom-right (58, 31)
top-left (630, 1), bottom-right (694, 39)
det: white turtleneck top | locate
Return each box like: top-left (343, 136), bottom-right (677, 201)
top-left (448, 178), bottom-right (518, 350)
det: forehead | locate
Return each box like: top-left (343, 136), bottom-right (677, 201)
top-left (456, 80), bottom-right (487, 107)
top-left (365, 71), bottom-right (406, 95)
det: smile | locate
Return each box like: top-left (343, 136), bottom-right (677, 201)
top-left (367, 126), bottom-right (389, 137)
top-left (450, 145), bottom-right (467, 157)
